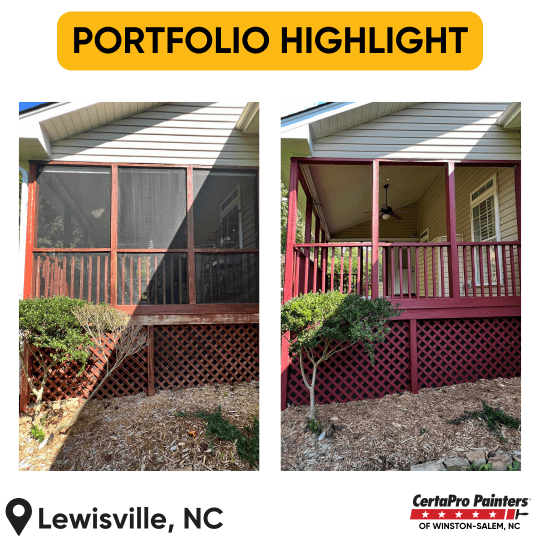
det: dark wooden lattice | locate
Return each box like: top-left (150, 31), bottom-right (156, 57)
top-left (417, 317), bottom-right (521, 389)
top-left (153, 324), bottom-right (259, 391)
top-left (28, 334), bottom-right (148, 402)
top-left (25, 323), bottom-right (259, 406)
top-left (287, 320), bottom-right (410, 406)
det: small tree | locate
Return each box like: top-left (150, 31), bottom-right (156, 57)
top-left (19, 297), bottom-right (93, 418)
top-left (60, 304), bottom-right (148, 431)
top-left (281, 291), bottom-right (404, 420)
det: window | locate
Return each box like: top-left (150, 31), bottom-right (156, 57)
top-left (470, 175), bottom-right (501, 285)
top-left (31, 164), bottom-right (258, 307)
top-left (420, 228), bottom-right (430, 243)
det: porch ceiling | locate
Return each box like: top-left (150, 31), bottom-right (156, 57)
top-left (306, 164), bottom-right (444, 235)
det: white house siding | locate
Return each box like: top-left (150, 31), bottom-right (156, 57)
top-left (50, 103), bottom-right (259, 167)
top-left (312, 103), bottom-right (520, 161)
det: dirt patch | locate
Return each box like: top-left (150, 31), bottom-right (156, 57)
top-left (19, 381), bottom-right (259, 471)
top-left (281, 377), bottom-right (520, 471)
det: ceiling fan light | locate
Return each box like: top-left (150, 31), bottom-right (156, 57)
top-left (382, 213), bottom-right (391, 220)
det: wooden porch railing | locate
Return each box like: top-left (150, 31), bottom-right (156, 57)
top-left (292, 241), bottom-right (521, 300)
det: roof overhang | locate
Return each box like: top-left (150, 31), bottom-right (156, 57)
top-left (497, 102), bottom-right (521, 130)
top-left (19, 102), bottom-right (259, 162)
top-left (235, 102), bottom-right (259, 134)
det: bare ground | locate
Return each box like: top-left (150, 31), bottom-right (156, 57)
top-left (19, 381), bottom-right (259, 471)
top-left (281, 377), bottom-right (521, 471)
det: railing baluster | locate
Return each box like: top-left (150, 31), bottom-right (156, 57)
top-left (478, 245), bottom-right (485, 297)
top-left (399, 247), bottom-right (404, 300)
top-left (294, 249), bottom-right (300, 296)
top-left (138, 256), bottom-right (142, 304)
top-left (303, 247), bottom-right (310, 295)
top-left (462, 246), bottom-right (468, 297)
top-left (390, 247), bottom-right (395, 300)
top-left (359, 247), bottom-right (364, 294)
top-left (322, 247), bottom-right (328, 293)
top-left (440, 246), bottom-right (446, 298)
top-left (501, 245), bottom-right (508, 297)
top-left (382, 247), bottom-right (387, 298)
top-left (494, 245), bottom-right (501, 297)
top-left (69, 256), bottom-right (75, 299)
top-left (339, 247), bottom-right (344, 293)
top-left (517, 245), bottom-right (521, 295)
top-left (154, 256), bottom-right (158, 305)
top-left (509, 245), bottom-right (517, 296)
top-left (36, 256), bottom-right (41, 297)
top-left (121, 255), bottom-right (125, 305)
top-left (96, 256), bottom-right (101, 303)
top-left (423, 246), bottom-right (428, 299)
top-left (431, 246), bottom-right (436, 298)
top-left (330, 247), bottom-right (335, 291)
top-left (162, 253), bottom-right (166, 305)
top-left (471, 246), bottom-right (477, 297)
top-left (415, 246), bottom-right (419, 299)
top-left (487, 246), bottom-right (493, 297)
top-left (407, 247), bottom-right (412, 299)
top-left (365, 248), bottom-right (370, 297)
top-left (348, 247), bottom-right (352, 294)
top-left (313, 244), bottom-right (319, 293)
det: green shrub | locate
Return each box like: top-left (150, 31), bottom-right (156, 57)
top-left (19, 296), bottom-right (93, 416)
top-left (282, 292), bottom-right (403, 419)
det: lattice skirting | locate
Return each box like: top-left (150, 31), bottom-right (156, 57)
top-left (22, 323), bottom-right (259, 409)
top-left (287, 320), bottom-right (411, 406)
top-left (417, 317), bottom-right (521, 389)
top-left (285, 317), bottom-right (520, 407)
top-left (153, 324), bottom-right (259, 391)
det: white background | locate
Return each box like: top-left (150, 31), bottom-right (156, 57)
top-left (3, 1), bottom-right (540, 539)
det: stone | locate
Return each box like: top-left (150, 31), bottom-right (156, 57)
top-left (465, 449), bottom-right (486, 465)
top-left (410, 460), bottom-right (446, 472)
top-left (489, 453), bottom-right (513, 471)
top-left (444, 457), bottom-right (470, 471)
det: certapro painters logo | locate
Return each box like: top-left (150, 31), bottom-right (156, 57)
top-left (410, 494), bottom-right (529, 530)
top-left (5, 499), bottom-right (222, 535)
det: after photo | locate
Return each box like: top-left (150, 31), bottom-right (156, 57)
top-left (280, 102), bottom-right (521, 472)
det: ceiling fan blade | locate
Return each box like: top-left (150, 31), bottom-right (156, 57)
top-left (391, 212), bottom-right (403, 220)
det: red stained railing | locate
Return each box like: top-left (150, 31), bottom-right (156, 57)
top-left (291, 240), bottom-right (521, 301)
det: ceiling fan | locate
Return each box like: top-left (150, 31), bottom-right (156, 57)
top-left (380, 183), bottom-right (402, 221)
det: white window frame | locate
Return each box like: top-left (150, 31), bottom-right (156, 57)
top-left (420, 228), bottom-right (430, 243)
top-left (469, 174), bottom-right (502, 286)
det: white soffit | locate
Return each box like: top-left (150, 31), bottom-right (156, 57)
top-left (308, 163), bottom-right (444, 235)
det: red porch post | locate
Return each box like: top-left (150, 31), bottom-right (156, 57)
top-left (313, 215), bottom-right (321, 292)
top-left (23, 163), bottom-right (37, 299)
top-left (371, 160), bottom-right (379, 297)
top-left (445, 161), bottom-right (460, 297)
top-left (303, 193), bottom-right (313, 294)
top-left (515, 163), bottom-right (521, 242)
top-left (409, 319), bottom-right (419, 394)
top-left (282, 158), bottom-right (299, 410)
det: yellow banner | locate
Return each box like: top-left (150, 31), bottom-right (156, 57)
top-left (57, 11), bottom-right (483, 71)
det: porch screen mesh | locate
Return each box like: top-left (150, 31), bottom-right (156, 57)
top-left (195, 253), bottom-right (259, 304)
top-left (36, 166), bottom-right (111, 249)
top-left (193, 169), bottom-right (258, 249)
top-left (118, 167), bottom-right (187, 249)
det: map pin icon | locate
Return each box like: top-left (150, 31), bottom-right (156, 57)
top-left (6, 498), bottom-right (32, 536)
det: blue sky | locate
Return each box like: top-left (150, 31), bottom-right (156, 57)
top-left (19, 102), bottom-right (47, 112)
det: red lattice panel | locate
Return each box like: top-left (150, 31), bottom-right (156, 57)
top-left (29, 334), bottom-right (148, 403)
top-left (287, 320), bottom-right (410, 406)
top-left (153, 324), bottom-right (259, 390)
top-left (417, 317), bottom-right (521, 390)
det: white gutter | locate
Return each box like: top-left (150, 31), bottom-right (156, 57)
top-left (19, 167), bottom-right (29, 300)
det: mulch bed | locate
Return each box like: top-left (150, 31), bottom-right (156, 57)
top-left (19, 381), bottom-right (259, 471)
top-left (281, 377), bottom-right (520, 471)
